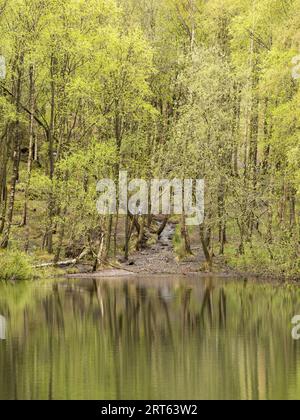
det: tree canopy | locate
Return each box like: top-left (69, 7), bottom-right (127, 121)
top-left (0, 0), bottom-right (299, 277)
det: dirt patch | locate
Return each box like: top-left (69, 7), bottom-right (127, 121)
top-left (67, 222), bottom-right (234, 279)
top-left (118, 222), bottom-right (205, 275)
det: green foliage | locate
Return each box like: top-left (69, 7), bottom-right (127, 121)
top-left (226, 239), bottom-right (300, 278)
top-left (0, 0), bottom-right (299, 277)
top-left (0, 250), bottom-right (34, 281)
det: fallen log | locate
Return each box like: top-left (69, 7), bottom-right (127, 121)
top-left (34, 259), bottom-right (77, 268)
top-left (34, 249), bottom-right (89, 269)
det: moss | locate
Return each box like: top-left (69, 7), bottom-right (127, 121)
top-left (146, 234), bottom-right (158, 247)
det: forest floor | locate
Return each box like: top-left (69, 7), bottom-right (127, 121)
top-left (119, 222), bottom-right (206, 275)
top-left (6, 192), bottom-right (232, 279)
top-left (68, 222), bottom-right (234, 279)
top-left (67, 221), bottom-right (300, 281)
top-left (6, 192), bottom-right (295, 280)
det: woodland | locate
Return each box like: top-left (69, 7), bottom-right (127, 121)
top-left (0, 0), bottom-right (299, 279)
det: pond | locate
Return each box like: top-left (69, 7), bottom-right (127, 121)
top-left (0, 275), bottom-right (300, 400)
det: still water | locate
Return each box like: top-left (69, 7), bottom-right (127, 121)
top-left (0, 275), bottom-right (300, 400)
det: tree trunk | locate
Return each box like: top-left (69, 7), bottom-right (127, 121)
top-left (22, 65), bottom-right (35, 229)
top-left (46, 54), bottom-right (56, 254)
top-left (157, 215), bottom-right (169, 237)
top-left (218, 177), bottom-right (226, 255)
top-left (181, 212), bottom-right (192, 255)
top-left (54, 220), bottom-right (65, 264)
top-left (0, 127), bottom-right (9, 234)
top-left (199, 224), bottom-right (212, 270)
top-left (93, 231), bottom-right (105, 272)
top-left (103, 215), bottom-right (113, 262)
top-left (1, 53), bottom-right (23, 249)
top-left (124, 214), bottom-right (130, 261)
top-left (136, 216), bottom-right (145, 251)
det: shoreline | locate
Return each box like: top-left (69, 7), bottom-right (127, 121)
top-left (64, 265), bottom-right (300, 283)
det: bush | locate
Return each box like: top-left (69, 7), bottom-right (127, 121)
top-left (0, 250), bottom-right (34, 281)
top-left (225, 238), bottom-right (300, 279)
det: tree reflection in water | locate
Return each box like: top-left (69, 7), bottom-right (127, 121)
top-left (0, 277), bottom-right (300, 400)
top-left (0, 315), bottom-right (5, 340)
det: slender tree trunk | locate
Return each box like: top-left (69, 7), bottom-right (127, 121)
top-left (181, 212), bottom-right (192, 255)
top-left (218, 177), bottom-right (226, 255)
top-left (1, 53), bottom-right (23, 249)
top-left (136, 216), bottom-right (145, 251)
top-left (0, 185), bottom-right (7, 235)
top-left (157, 215), bottom-right (169, 237)
top-left (199, 224), bottom-right (212, 270)
top-left (0, 127), bottom-right (9, 234)
top-left (113, 213), bottom-right (119, 258)
top-left (237, 218), bottom-right (245, 255)
top-left (124, 214), bottom-right (130, 261)
top-left (232, 83), bottom-right (241, 177)
top-left (22, 65), bottom-right (35, 229)
top-left (54, 219), bottom-right (65, 263)
top-left (266, 203), bottom-right (273, 244)
top-left (46, 55), bottom-right (56, 254)
top-left (103, 215), bottom-right (113, 262)
top-left (247, 31), bottom-right (260, 238)
top-left (289, 186), bottom-right (297, 232)
top-left (93, 230), bottom-right (105, 272)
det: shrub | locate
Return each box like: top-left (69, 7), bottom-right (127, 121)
top-left (225, 238), bottom-right (300, 279)
top-left (0, 250), bottom-right (34, 281)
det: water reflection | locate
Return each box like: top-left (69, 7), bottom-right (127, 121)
top-left (0, 276), bottom-right (300, 400)
top-left (0, 315), bottom-right (5, 340)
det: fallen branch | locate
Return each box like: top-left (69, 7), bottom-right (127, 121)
top-left (88, 241), bottom-right (135, 274)
top-left (34, 259), bottom-right (77, 268)
top-left (34, 249), bottom-right (89, 269)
